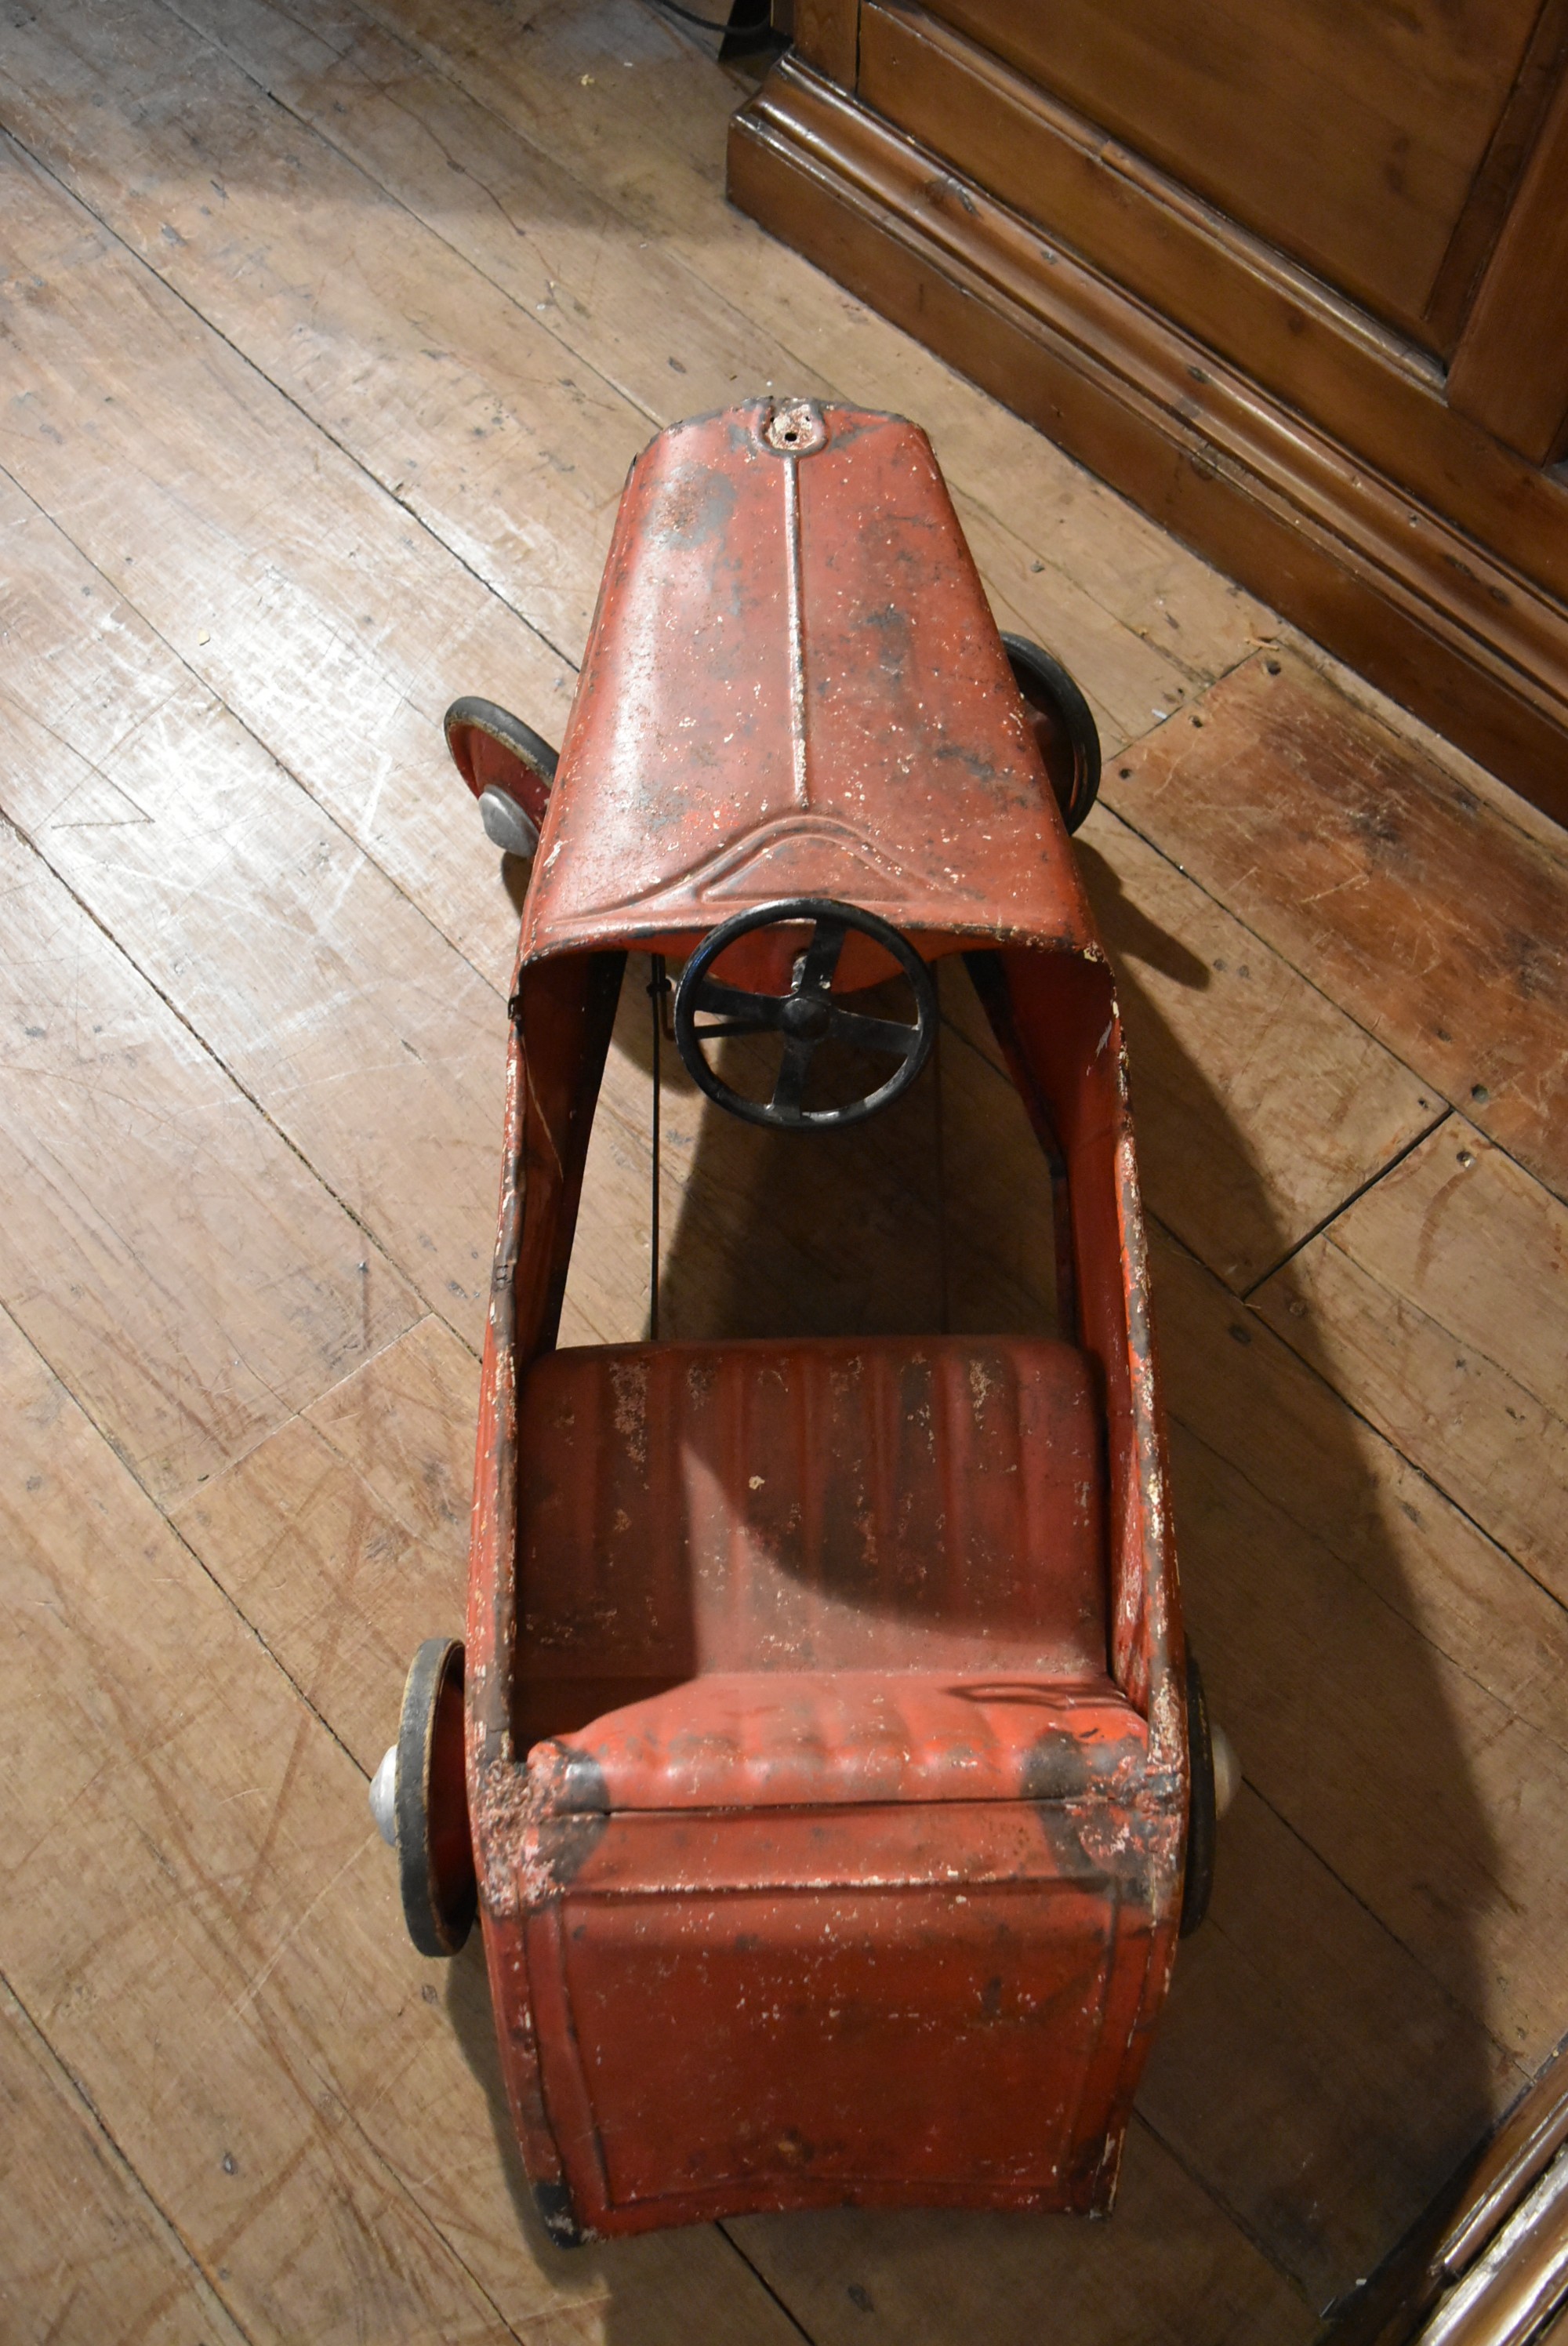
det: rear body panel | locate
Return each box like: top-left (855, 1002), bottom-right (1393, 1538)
top-left (521, 1803), bottom-right (1160, 2232)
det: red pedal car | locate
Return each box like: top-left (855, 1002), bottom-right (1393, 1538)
top-left (371, 399), bottom-right (1224, 2243)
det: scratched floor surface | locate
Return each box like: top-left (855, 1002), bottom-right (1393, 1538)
top-left (2, 1), bottom-right (1567, 2340)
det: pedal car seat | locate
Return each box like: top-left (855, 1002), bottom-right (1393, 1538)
top-left (501, 1333), bottom-right (1157, 2229)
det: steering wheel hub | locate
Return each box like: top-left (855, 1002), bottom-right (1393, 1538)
top-left (781, 992), bottom-right (832, 1040)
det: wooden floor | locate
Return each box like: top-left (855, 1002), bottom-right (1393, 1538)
top-left (2, 2), bottom-right (1566, 2339)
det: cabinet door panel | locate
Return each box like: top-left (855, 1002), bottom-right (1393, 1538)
top-left (1448, 64), bottom-right (1568, 459)
top-left (924, 0), bottom-right (1546, 343)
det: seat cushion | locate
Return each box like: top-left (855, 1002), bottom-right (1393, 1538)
top-left (536, 1669), bottom-right (1142, 1810)
top-left (517, 1333), bottom-right (1107, 1697)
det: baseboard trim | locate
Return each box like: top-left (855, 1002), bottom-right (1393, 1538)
top-left (728, 61), bottom-right (1568, 828)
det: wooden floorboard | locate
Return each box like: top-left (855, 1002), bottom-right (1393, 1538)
top-left (1254, 1120), bottom-right (1568, 1603)
top-left (0, 1980), bottom-right (249, 2346)
top-left (2, 1307), bottom-right (808, 2344)
top-left (0, 138), bottom-right (560, 982)
top-left (2, 0), bottom-right (1566, 2336)
top-left (0, 0), bottom-right (650, 652)
top-left (1154, 1229), bottom-right (1568, 2055)
top-left (0, 811), bottom-right (423, 1505)
top-left (1106, 651), bottom-right (1568, 1203)
top-left (721, 2123), bottom-right (1307, 2346)
top-left (0, 474), bottom-right (514, 1353)
top-left (164, 0), bottom-right (1207, 751)
top-left (0, 1309), bottom-right (523, 2345)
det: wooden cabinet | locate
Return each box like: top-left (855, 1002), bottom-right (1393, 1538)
top-left (730, 0), bottom-right (1568, 823)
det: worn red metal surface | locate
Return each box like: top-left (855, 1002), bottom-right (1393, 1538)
top-left (523, 402), bottom-right (1097, 986)
top-left (464, 398), bottom-right (1186, 2242)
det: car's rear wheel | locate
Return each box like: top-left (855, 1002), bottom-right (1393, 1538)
top-left (370, 1637), bottom-right (476, 1957)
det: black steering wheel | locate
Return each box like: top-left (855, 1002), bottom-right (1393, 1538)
top-left (673, 899), bottom-right (937, 1130)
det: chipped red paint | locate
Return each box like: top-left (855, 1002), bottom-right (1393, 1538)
top-left (522, 403), bottom-right (1100, 983)
top-left (463, 401), bottom-right (1188, 2241)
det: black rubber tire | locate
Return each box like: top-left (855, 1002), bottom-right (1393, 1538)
top-left (1179, 1646), bottom-right (1218, 1937)
top-left (443, 695), bottom-right (558, 793)
top-left (1000, 634), bottom-right (1102, 835)
top-left (394, 1637), bottom-right (477, 1958)
top-left (444, 697), bottom-right (558, 860)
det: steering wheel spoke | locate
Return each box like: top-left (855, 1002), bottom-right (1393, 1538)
top-left (771, 1033), bottom-right (816, 1116)
top-left (694, 978), bottom-right (786, 1031)
top-left (673, 898), bottom-right (937, 1132)
top-left (795, 913), bottom-right (848, 997)
top-left (826, 1006), bottom-right (925, 1059)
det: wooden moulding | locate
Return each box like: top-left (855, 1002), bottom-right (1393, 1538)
top-left (727, 46), bottom-right (1568, 830)
top-left (1410, 2160), bottom-right (1568, 2344)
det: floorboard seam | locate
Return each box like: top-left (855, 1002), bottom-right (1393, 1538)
top-left (0, 1967), bottom-right (262, 2346)
top-left (0, 1309), bottom-right (556, 2339)
top-left (160, 0), bottom-right (678, 448)
top-left (0, 798), bottom-right (481, 1353)
top-left (1240, 1780), bottom-right (1526, 2078)
top-left (1101, 670), bottom-right (1567, 1198)
top-left (0, 1291), bottom-right (371, 1778)
top-left (1242, 1236), bottom-right (1568, 1632)
top-left (1240, 1106), bottom-right (1454, 1298)
top-left (1147, 1212), bottom-right (1568, 1651)
top-left (1091, 779), bottom-right (1455, 1102)
top-left (1130, 2108), bottom-right (1318, 2312)
top-left (1169, 1364), bottom-right (1568, 1730)
top-left (715, 2221), bottom-right (824, 2343)
top-left (0, 428), bottom-right (536, 1010)
top-left (0, 117), bottom-right (586, 670)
